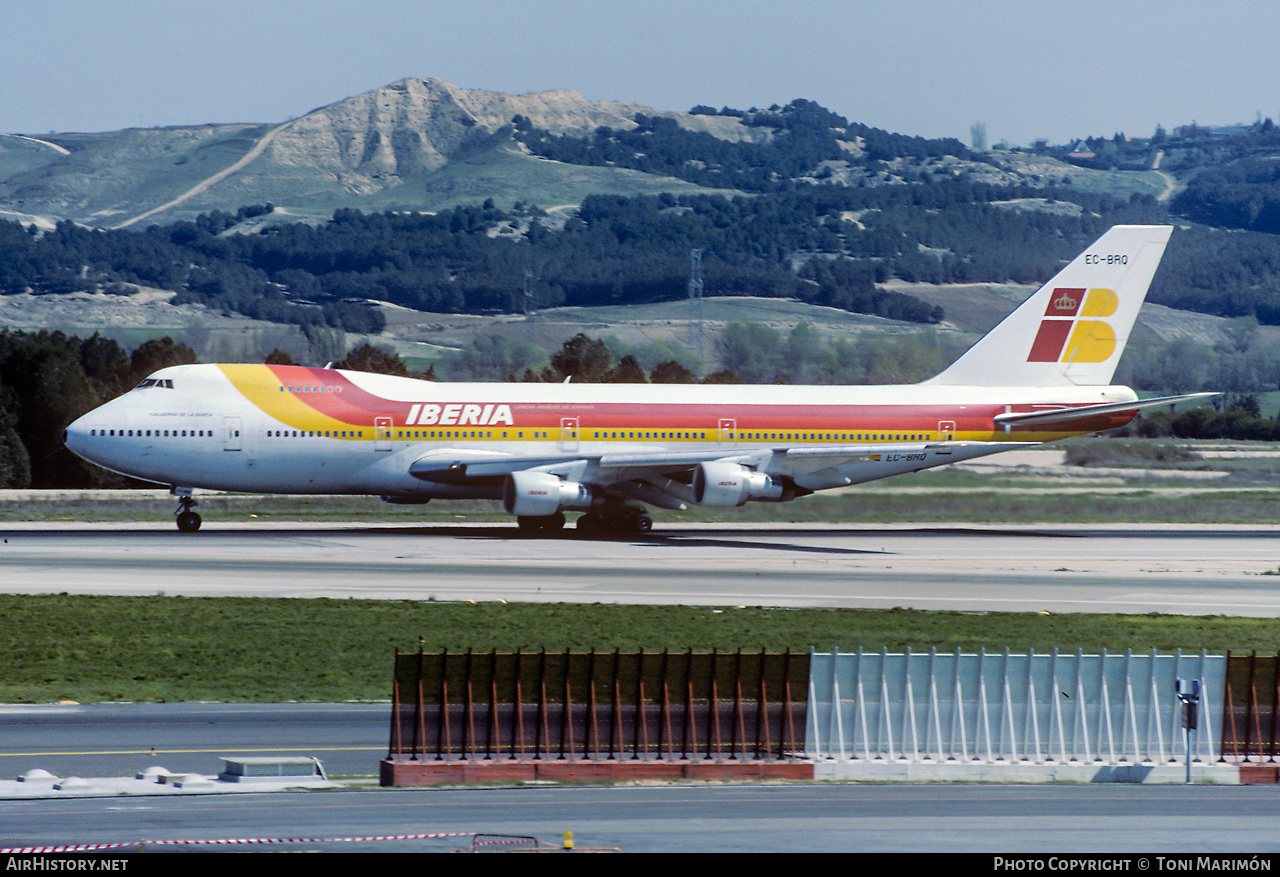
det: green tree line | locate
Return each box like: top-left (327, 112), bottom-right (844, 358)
top-left (444, 325), bottom-right (958, 387)
top-left (0, 184), bottom-right (1187, 330)
top-left (6, 183), bottom-right (1280, 331)
top-left (0, 331), bottom-right (197, 488)
top-left (1127, 396), bottom-right (1280, 441)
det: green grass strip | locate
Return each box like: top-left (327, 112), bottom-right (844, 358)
top-left (2, 594), bottom-right (1277, 703)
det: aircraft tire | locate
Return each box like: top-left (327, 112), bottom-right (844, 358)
top-left (176, 511), bottom-right (202, 533)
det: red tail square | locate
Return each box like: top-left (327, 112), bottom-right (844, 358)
top-left (1028, 320), bottom-right (1072, 362)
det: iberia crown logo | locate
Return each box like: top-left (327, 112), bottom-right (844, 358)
top-left (1028, 287), bottom-right (1119, 363)
top-left (1052, 290), bottom-right (1078, 312)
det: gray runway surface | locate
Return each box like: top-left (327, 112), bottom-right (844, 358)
top-left (4, 524), bottom-right (1280, 855)
top-left (0, 703), bottom-right (388, 781)
top-left (2, 522), bottom-right (1279, 615)
top-left (4, 782), bottom-right (1280, 853)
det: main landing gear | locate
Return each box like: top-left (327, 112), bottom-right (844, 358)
top-left (514, 504), bottom-right (654, 536)
top-left (172, 487), bottom-right (201, 533)
top-left (575, 505), bottom-right (652, 535)
top-left (516, 511), bottom-right (565, 533)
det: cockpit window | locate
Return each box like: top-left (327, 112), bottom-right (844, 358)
top-left (135, 378), bottom-right (174, 389)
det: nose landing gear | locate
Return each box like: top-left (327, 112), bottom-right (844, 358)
top-left (172, 487), bottom-right (202, 532)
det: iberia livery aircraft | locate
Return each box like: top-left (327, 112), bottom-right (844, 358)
top-left (65, 225), bottom-right (1210, 533)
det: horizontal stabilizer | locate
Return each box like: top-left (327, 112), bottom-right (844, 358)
top-left (992, 393), bottom-right (1218, 429)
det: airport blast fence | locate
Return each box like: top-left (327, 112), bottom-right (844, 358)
top-left (805, 648), bottom-right (1225, 766)
top-left (387, 648), bottom-right (809, 763)
top-left (385, 647), bottom-right (1280, 778)
top-left (1221, 651), bottom-right (1280, 763)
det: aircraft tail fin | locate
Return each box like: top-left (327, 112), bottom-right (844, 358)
top-left (926, 225), bottom-right (1173, 387)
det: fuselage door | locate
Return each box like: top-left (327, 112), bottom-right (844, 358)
top-left (938, 420), bottom-right (956, 442)
top-left (560, 417), bottom-right (579, 452)
top-left (223, 416), bottom-right (242, 451)
top-left (374, 417), bottom-right (393, 451)
top-left (719, 418), bottom-right (737, 445)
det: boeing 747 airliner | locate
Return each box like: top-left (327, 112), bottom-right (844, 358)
top-left (65, 225), bottom-right (1211, 533)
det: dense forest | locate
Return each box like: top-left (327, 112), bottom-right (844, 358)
top-left (0, 330), bottom-right (198, 488)
top-left (4, 184), bottom-right (1280, 335)
top-left (1172, 155), bottom-right (1280, 235)
top-left (1162, 120), bottom-right (1280, 234)
top-left (512, 99), bottom-right (969, 192)
top-left (0, 184), bottom-right (1189, 327)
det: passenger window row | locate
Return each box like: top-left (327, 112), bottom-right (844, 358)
top-left (730, 432), bottom-right (931, 442)
top-left (89, 429), bottom-right (209, 437)
top-left (379, 429), bottom-right (935, 442)
top-left (269, 430), bottom-right (363, 438)
top-left (89, 427), bottom-right (935, 442)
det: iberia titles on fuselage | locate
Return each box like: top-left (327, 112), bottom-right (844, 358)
top-left (64, 225), bottom-right (1213, 533)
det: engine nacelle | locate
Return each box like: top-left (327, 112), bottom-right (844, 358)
top-left (503, 470), bottom-right (594, 517)
top-left (692, 461), bottom-right (785, 507)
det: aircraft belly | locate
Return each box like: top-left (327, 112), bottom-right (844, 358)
top-left (386, 482), bottom-right (502, 500)
top-left (173, 440), bottom-right (487, 496)
top-left (110, 441), bottom-right (210, 487)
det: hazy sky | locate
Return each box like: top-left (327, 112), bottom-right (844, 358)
top-left (5, 1), bottom-right (1278, 146)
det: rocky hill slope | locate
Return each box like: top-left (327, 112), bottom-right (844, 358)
top-left (0, 78), bottom-right (775, 229)
top-left (5, 76), bottom-right (1144, 231)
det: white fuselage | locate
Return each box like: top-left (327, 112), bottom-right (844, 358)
top-left (65, 363), bottom-right (1138, 500)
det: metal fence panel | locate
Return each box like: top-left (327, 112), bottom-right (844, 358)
top-left (806, 649), bottom-right (1223, 765)
top-left (1221, 651), bottom-right (1280, 761)
top-left (389, 649), bottom-right (810, 763)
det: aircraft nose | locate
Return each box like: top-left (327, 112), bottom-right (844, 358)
top-left (64, 413), bottom-right (91, 458)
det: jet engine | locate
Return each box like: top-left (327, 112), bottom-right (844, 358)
top-left (503, 470), bottom-right (594, 517)
top-left (692, 461), bottom-right (786, 506)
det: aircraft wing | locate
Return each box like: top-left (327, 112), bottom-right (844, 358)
top-left (409, 447), bottom-right (768, 485)
top-left (410, 452), bottom-right (590, 484)
top-left (407, 439), bottom-right (1030, 493)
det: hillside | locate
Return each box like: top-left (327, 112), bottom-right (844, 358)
top-left (4, 76), bottom-right (1277, 237)
top-left (0, 76), bottom-right (1155, 230)
top-left (0, 78), bottom-right (768, 229)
